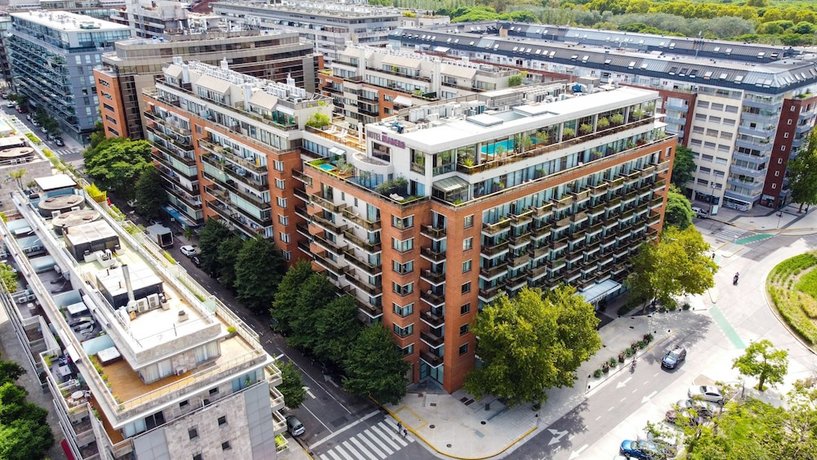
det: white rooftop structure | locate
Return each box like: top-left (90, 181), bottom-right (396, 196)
top-left (34, 174), bottom-right (77, 191)
top-left (10, 11), bottom-right (131, 33)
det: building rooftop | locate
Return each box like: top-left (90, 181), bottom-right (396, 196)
top-left (11, 11), bottom-right (130, 32)
top-left (34, 174), bottom-right (76, 191)
top-left (370, 86), bottom-right (658, 152)
top-left (213, 0), bottom-right (400, 18)
top-left (393, 22), bottom-right (817, 93)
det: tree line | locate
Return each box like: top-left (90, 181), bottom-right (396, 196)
top-left (0, 359), bottom-right (54, 460)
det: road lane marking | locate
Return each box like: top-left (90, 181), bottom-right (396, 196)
top-left (620, 397), bottom-right (626, 402)
top-left (653, 372), bottom-right (660, 377)
top-left (362, 430), bottom-right (394, 455)
top-left (302, 401), bottom-right (333, 433)
top-left (326, 451), bottom-right (343, 460)
top-left (641, 390), bottom-right (658, 403)
top-left (594, 415), bottom-right (601, 421)
top-left (608, 406), bottom-right (614, 411)
top-left (332, 444), bottom-right (355, 460)
top-left (285, 358), bottom-right (353, 414)
top-left (349, 435), bottom-right (379, 459)
top-left (569, 444), bottom-right (589, 459)
top-left (356, 433), bottom-right (386, 459)
top-left (340, 441), bottom-right (367, 460)
top-left (370, 423), bottom-right (403, 450)
top-left (643, 380), bottom-right (650, 385)
top-left (632, 388), bottom-right (637, 393)
top-left (311, 411), bottom-right (380, 448)
top-left (305, 387), bottom-right (316, 399)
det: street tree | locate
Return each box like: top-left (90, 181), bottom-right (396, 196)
top-left (197, 219), bottom-right (233, 277)
top-left (0, 361), bottom-right (53, 460)
top-left (270, 261), bottom-right (314, 335)
top-left (313, 295), bottom-right (362, 365)
top-left (671, 145), bottom-right (696, 188)
top-left (288, 273), bottom-right (339, 353)
top-left (664, 186), bottom-right (694, 229)
top-left (0, 264), bottom-right (16, 293)
top-left (83, 138), bottom-right (152, 199)
top-left (278, 361), bottom-right (306, 409)
top-left (627, 225), bottom-right (718, 308)
top-left (134, 166), bottom-right (167, 221)
top-left (733, 339), bottom-right (789, 391)
top-left (234, 237), bottom-right (286, 314)
top-left (787, 130), bottom-right (817, 213)
top-left (465, 286), bottom-right (601, 406)
top-left (216, 236), bottom-right (243, 289)
top-left (343, 325), bottom-right (409, 404)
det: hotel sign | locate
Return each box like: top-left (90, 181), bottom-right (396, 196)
top-left (369, 131), bottom-right (405, 149)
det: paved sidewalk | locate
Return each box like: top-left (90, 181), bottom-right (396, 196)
top-left (277, 439), bottom-right (313, 460)
top-left (700, 203), bottom-right (817, 236)
top-left (384, 304), bottom-right (680, 460)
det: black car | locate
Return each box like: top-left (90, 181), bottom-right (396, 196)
top-left (661, 346), bottom-right (687, 369)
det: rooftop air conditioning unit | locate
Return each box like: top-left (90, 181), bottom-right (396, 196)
top-left (147, 293), bottom-right (160, 309)
top-left (137, 298), bottom-right (150, 313)
top-left (51, 211), bottom-right (61, 218)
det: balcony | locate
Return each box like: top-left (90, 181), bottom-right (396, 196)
top-left (420, 311), bottom-right (445, 328)
top-left (292, 169), bottom-right (312, 186)
top-left (421, 269), bottom-right (445, 285)
top-left (356, 299), bottom-right (383, 319)
top-left (199, 140), bottom-right (267, 174)
top-left (313, 252), bottom-right (345, 277)
top-left (207, 199), bottom-right (268, 236)
top-left (480, 261), bottom-right (509, 279)
top-left (420, 330), bottom-right (444, 348)
top-left (528, 265), bottom-right (548, 281)
top-left (421, 247), bottom-right (446, 262)
top-left (478, 284), bottom-right (502, 301)
top-left (343, 208), bottom-right (381, 231)
top-left (204, 172), bottom-right (271, 211)
top-left (343, 248), bottom-right (382, 275)
top-left (420, 225), bottom-right (446, 240)
top-left (420, 350), bottom-right (443, 367)
top-left (481, 239), bottom-right (510, 256)
top-left (343, 229), bottom-right (381, 253)
top-left (312, 195), bottom-right (347, 213)
top-left (509, 252), bottom-right (531, 268)
top-left (482, 218), bottom-right (511, 237)
top-left (421, 290), bottom-right (445, 307)
top-left (344, 269), bottom-right (381, 296)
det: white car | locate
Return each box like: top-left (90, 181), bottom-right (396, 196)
top-left (688, 385), bottom-right (723, 404)
top-left (4, 101), bottom-right (14, 108)
top-left (180, 245), bottom-right (198, 257)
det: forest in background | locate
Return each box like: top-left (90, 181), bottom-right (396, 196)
top-left (371, 0), bottom-right (817, 45)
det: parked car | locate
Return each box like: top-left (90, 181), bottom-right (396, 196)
top-left (675, 398), bottom-right (717, 418)
top-left (4, 101), bottom-right (14, 108)
top-left (191, 255), bottom-right (201, 267)
top-left (286, 415), bottom-right (305, 437)
top-left (619, 440), bottom-right (659, 459)
top-left (180, 245), bottom-right (198, 257)
top-left (691, 206), bottom-right (707, 218)
top-left (688, 385), bottom-right (724, 404)
top-left (661, 346), bottom-right (686, 369)
top-left (54, 138), bottom-right (64, 146)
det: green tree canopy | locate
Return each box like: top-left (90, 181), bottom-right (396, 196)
top-left (0, 363), bottom-right (53, 460)
top-left (788, 131), bottom-right (817, 213)
top-left (270, 261), bottom-right (314, 335)
top-left (671, 145), bottom-right (696, 188)
top-left (733, 339), bottom-right (789, 391)
top-left (665, 187), bottom-right (694, 229)
top-left (288, 273), bottom-right (340, 352)
top-left (216, 236), bottom-right (244, 289)
top-left (134, 166), bottom-right (167, 221)
top-left (234, 237), bottom-right (286, 314)
top-left (198, 219), bottom-right (233, 277)
top-left (313, 296), bottom-right (363, 365)
top-left (84, 138), bottom-right (152, 199)
top-left (278, 361), bottom-right (306, 409)
top-left (627, 225), bottom-right (718, 307)
top-left (465, 286), bottom-right (601, 406)
top-left (343, 325), bottom-right (409, 404)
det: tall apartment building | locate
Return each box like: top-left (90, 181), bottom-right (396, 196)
top-left (0, 15), bottom-right (12, 86)
top-left (95, 30), bottom-right (321, 139)
top-left (212, 0), bottom-right (401, 63)
top-left (142, 58), bottom-right (333, 249)
top-left (296, 85), bottom-right (674, 391)
top-left (391, 22), bottom-right (817, 209)
top-left (0, 174), bottom-right (285, 459)
top-left (109, 0), bottom-right (225, 39)
top-left (322, 45), bottom-right (518, 125)
top-left (7, 0), bottom-right (127, 20)
top-left (8, 12), bottom-right (130, 142)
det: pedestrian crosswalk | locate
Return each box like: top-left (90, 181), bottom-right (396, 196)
top-left (54, 148), bottom-right (81, 157)
top-left (319, 418), bottom-right (414, 460)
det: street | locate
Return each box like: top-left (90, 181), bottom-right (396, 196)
top-left (1, 105), bottom-right (84, 162)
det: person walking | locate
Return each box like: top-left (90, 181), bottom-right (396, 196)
top-left (396, 422), bottom-right (402, 433)
top-left (402, 429), bottom-right (408, 438)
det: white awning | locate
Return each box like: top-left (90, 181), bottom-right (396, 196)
top-left (433, 176), bottom-right (469, 193)
top-left (393, 95), bottom-right (413, 106)
top-left (66, 301), bottom-right (88, 316)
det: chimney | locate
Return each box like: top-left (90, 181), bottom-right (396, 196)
top-left (121, 264), bottom-right (135, 303)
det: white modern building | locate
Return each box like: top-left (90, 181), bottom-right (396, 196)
top-left (0, 174), bottom-right (286, 459)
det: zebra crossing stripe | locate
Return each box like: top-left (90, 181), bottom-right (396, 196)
top-left (370, 423), bottom-right (405, 450)
top-left (332, 444), bottom-right (355, 460)
top-left (349, 435), bottom-right (381, 459)
top-left (380, 419), bottom-right (414, 443)
top-left (356, 432), bottom-right (387, 459)
top-left (339, 441), bottom-right (366, 460)
top-left (363, 427), bottom-right (394, 455)
top-left (324, 450), bottom-right (343, 460)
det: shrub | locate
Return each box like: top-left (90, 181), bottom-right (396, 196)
top-left (562, 127), bottom-right (575, 139)
top-left (611, 113), bottom-right (625, 125)
top-left (162, 251), bottom-right (176, 264)
top-left (609, 357), bottom-right (617, 368)
top-left (579, 123), bottom-right (593, 135)
top-left (227, 326), bottom-right (237, 335)
top-left (597, 117), bottom-right (610, 129)
top-left (593, 369), bottom-right (603, 378)
top-left (25, 132), bottom-right (42, 145)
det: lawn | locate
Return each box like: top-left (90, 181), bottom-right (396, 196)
top-left (767, 252), bottom-right (817, 347)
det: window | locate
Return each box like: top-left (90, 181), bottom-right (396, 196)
top-left (275, 178), bottom-right (285, 189)
top-left (459, 343), bottom-right (469, 355)
top-left (276, 197), bottom-right (287, 208)
top-left (772, 183), bottom-right (777, 189)
top-left (462, 260), bottom-right (472, 273)
top-left (461, 282), bottom-right (471, 294)
top-left (393, 260), bottom-right (414, 274)
top-left (401, 344), bottom-right (414, 355)
top-left (464, 215), bottom-right (474, 228)
top-left (393, 282), bottom-right (413, 296)
top-left (392, 215), bottom-right (414, 229)
top-left (209, 388), bottom-right (219, 396)
top-left (392, 237), bottom-right (414, 252)
top-left (463, 237), bottom-right (473, 251)
top-left (781, 145), bottom-right (787, 152)
top-left (393, 302), bottom-right (414, 317)
top-left (280, 233), bottom-right (290, 243)
top-left (775, 171), bottom-right (780, 177)
top-left (784, 133), bottom-right (789, 139)
top-left (274, 160), bottom-right (284, 171)
top-left (278, 215), bottom-right (288, 225)
top-left (179, 400), bottom-right (189, 409)
top-left (218, 416), bottom-right (227, 426)
top-left (460, 303), bottom-right (471, 315)
top-left (778, 158), bottom-right (783, 164)
top-left (459, 324), bottom-right (469, 336)
top-left (787, 119), bottom-right (793, 125)
top-left (193, 454), bottom-right (202, 460)
top-left (188, 427), bottom-right (198, 440)
top-left (222, 441), bottom-right (231, 451)
top-left (393, 323), bottom-right (414, 337)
